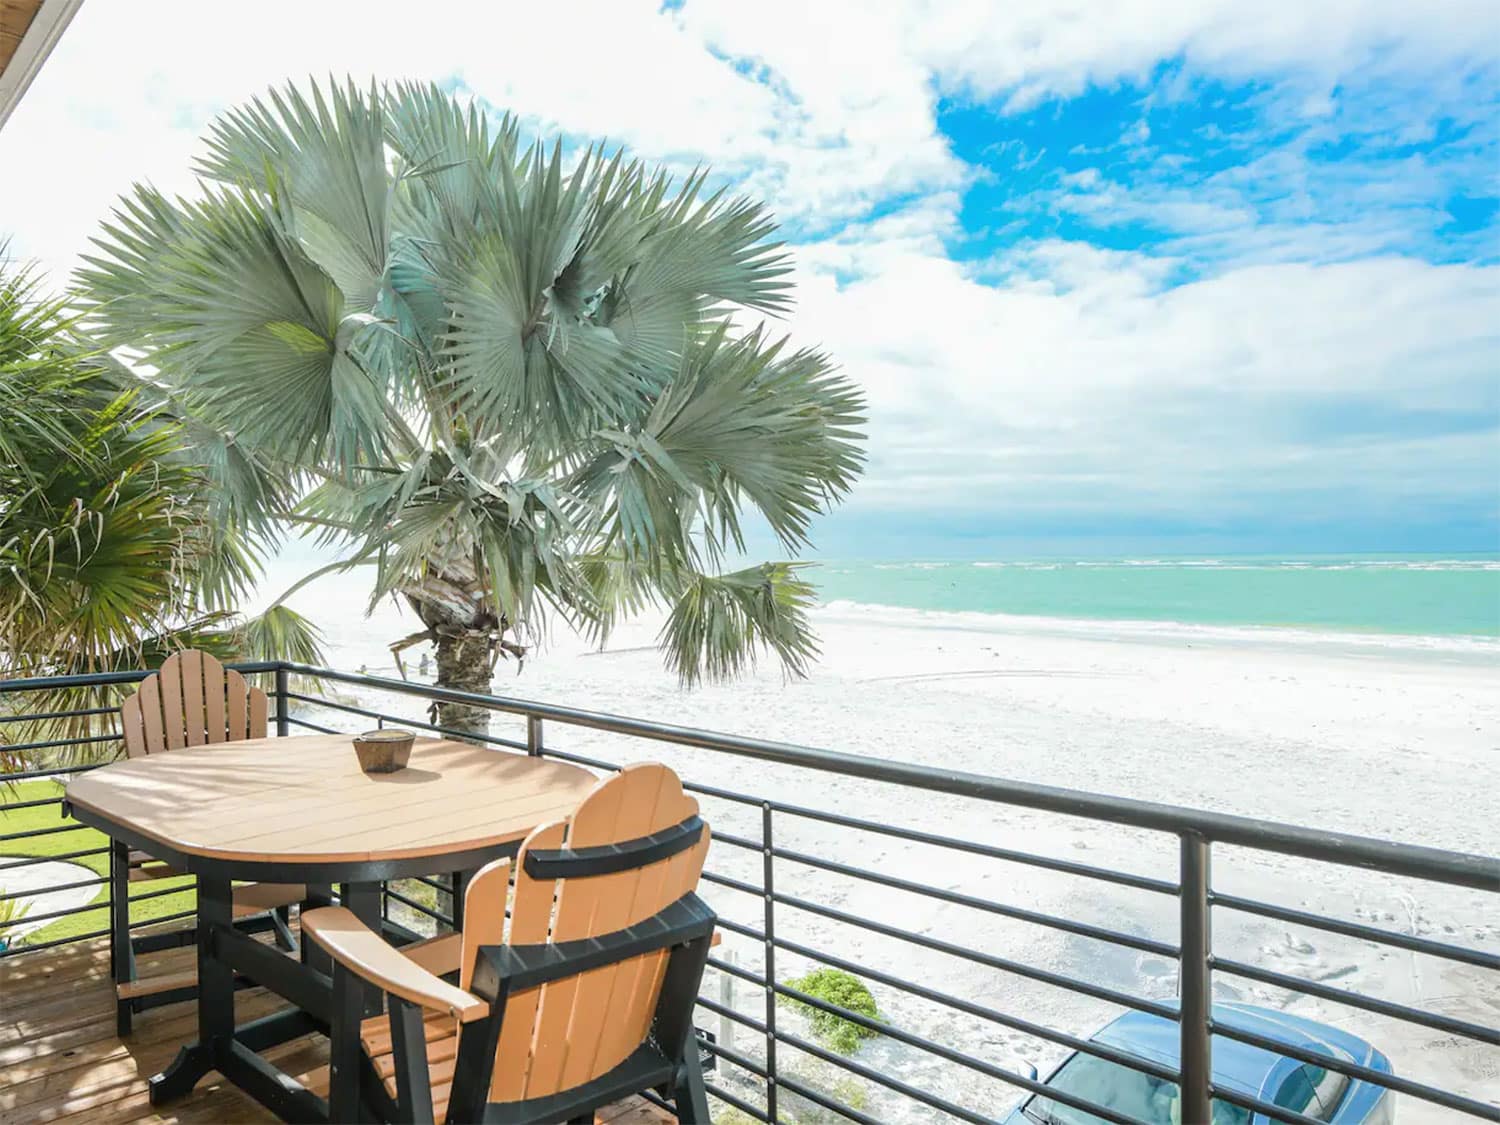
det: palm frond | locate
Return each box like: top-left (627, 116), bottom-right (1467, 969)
top-left (77, 184), bottom-right (390, 468)
top-left (658, 563), bottom-right (819, 687)
top-left (198, 78), bottom-right (390, 311)
top-left (239, 604), bottom-right (326, 665)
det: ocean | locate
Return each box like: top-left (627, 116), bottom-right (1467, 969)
top-left (267, 552), bottom-right (1500, 678)
top-left (811, 555), bottom-right (1500, 638)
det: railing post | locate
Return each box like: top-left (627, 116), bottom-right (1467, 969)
top-left (1179, 833), bottom-right (1212, 1124)
top-left (526, 715), bottom-right (543, 756)
top-left (762, 801), bottom-right (778, 1122)
top-left (274, 665), bottom-right (290, 737)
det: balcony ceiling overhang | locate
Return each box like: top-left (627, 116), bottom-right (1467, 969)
top-left (0, 0), bottom-right (82, 132)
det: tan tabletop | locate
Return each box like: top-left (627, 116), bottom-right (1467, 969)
top-left (64, 734), bottom-right (598, 882)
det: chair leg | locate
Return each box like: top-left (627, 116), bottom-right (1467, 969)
top-left (388, 995), bottom-right (435, 1125)
top-left (671, 1046), bottom-right (711, 1124)
top-left (110, 840), bottom-right (135, 1037)
top-left (328, 961), bottom-right (365, 1125)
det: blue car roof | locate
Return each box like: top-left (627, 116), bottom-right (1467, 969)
top-left (1091, 1003), bottom-right (1374, 1097)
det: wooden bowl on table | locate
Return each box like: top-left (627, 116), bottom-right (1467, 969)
top-left (352, 729), bottom-right (415, 774)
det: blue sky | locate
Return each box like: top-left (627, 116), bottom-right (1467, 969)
top-left (1, 0), bottom-right (1496, 557)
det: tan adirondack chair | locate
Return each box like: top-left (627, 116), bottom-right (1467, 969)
top-left (304, 762), bottom-right (716, 1124)
top-left (112, 650), bottom-right (305, 1035)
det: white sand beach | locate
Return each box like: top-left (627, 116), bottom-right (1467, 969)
top-left (299, 591), bottom-right (1499, 1121)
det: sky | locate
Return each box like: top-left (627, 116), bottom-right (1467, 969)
top-left (1, 0), bottom-right (1497, 558)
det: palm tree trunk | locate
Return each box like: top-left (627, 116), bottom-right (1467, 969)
top-left (402, 563), bottom-right (498, 742)
top-left (432, 627), bottom-right (493, 739)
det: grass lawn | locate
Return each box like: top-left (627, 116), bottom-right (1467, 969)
top-left (0, 779), bottom-right (196, 949)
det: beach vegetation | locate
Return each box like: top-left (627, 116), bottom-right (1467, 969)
top-left (0, 254), bottom-right (324, 771)
top-left (75, 80), bottom-right (866, 736)
top-left (780, 966), bottom-right (884, 1054)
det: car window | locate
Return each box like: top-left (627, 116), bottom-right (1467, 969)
top-left (1024, 1052), bottom-right (1250, 1125)
top-left (1272, 1063), bottom-right (1348, 1121)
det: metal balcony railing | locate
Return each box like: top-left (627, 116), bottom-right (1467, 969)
top-left (1, 662), bottom-right (1496, 1124)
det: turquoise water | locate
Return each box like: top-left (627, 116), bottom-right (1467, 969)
top-left (813, 555), bottom-right (1500, 637)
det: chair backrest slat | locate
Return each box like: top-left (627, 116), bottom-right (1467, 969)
top-left (179, 650), bottom-right (207, 746)
top-left (480, 822), bottom-right (564, 1104)
top-left (204, 661), bottom-right (226, 743)
top-left (247, 676), bottom-right (268, 739)
top-left (157, 657), bottom-right (186, 750)
top-left (119, 651), bottom-right (268, 757)
top-left (120, 693), bottom-right (146, 758)
top-left (466, 762), bottom-right (710, 1106)
top-left (225, 668), bottom-right (249, 740)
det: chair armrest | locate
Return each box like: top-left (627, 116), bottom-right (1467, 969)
top-left (302, 906), bottom-right (488, 1022)
top-left (472, 893), bottom-right (715, 997)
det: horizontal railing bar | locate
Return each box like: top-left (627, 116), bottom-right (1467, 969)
top-left (1211, 956), bottom-right (1500, 1045)
top-left (381, 886), bottom-right (454, 926)
top-left (0, 795), bottom-right (67, 812)
top-left (1210, 1016), bottom-right (1500, 1118)
top-left (127, 883), bottom-right (194, 905)
top-left (0, 899), bottom-right (100, 928)
top-left (712, 916), bottom-right (767, 943)
top-left (0, 706), bottom-right (119, 724)
top-left (711, 830), bottom-right (764, 854)
top-left (0, 875), bottom-right (107, 903)
top-left (1211, 891), bottom-right (1500, 971)
top-left (0, 926), bottom-right (110, 956)
top-left (0, 822), bottom-right (90, 844)
top-left (696, 992), bottom-right (769, 1035)
top-left (774, 1071), bottom-right (881, 1125)
top-left (0, 762), bottom-right (97, 782)
top-left (0, 880), bottom-right (180, 928)
top-left (702, 1037), bottom-right (770, 1079)
top-left (775, 888), bottom-right (1178, 1019)
top-left (768, 800), bottom-right (1178, 895)
top-left (707, 954), bottom-right (766, 990)
top-left (774, 844), bottom-right (1179, 957)
top-left (756, 931), bottom-right (1182, 1083)
top-left (1207, 1082), bottom-right (1325, 1125)
top-left (636, 1090), bottom-right (677, 1119)
top-left (0, 846), bottom-right (108, 871)
top-left (532, 746), bottom-right (621, 773)
top-left (0, 732), bottom-right (119, 754)
top-left (133, 908), bottom-right (195, 930)
top-left (282, 693), bottom-right (528, 753)
top-left (282, 663), bottom-right (1499, 890)
top-left (703, 1078), bottom-right (772, 1123)
top-left (283, 715), bottom-right (339, 735)
top-left (702, 871), bottom-right (765, 897)
top-left (681, 779), bottom-right (772, 809)
top-left (774, 1025), bottom-right (1013, 1125)
top-left (0, 662), bottom-right (279, 692)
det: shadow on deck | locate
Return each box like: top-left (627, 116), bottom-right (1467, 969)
top-left (0, 933), bottom-right (672, 1124)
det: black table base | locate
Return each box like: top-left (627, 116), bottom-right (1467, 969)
top-left (146, 873), bottom-right (385, 1123)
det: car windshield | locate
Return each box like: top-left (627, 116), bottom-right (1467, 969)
top-left (1023, 1053), bottom-right (1250, 1125)
top-left (1273, 1063), bottom-right (1349, 1121)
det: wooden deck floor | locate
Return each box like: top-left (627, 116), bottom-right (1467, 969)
top-left (0, 934), bottom-right (674, 1124)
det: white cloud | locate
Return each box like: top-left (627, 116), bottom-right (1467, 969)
top-left (912, 0), bottom-right (1500, 108)
top-left (0, 0), bottom-right (1494, 539)
top-left (785, 226), bottom-right (1500, 518)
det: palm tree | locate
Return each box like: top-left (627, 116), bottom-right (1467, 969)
top-left (0, 254), bottom-right (322, 771)
top-left (77, 81), bottom-right (865, 736)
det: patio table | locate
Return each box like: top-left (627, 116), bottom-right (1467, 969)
top-left (63, 732), bottom-right (597, 1122)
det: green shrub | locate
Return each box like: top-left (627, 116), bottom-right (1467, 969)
top-left (779, 967), bottom-right (883, 1054)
